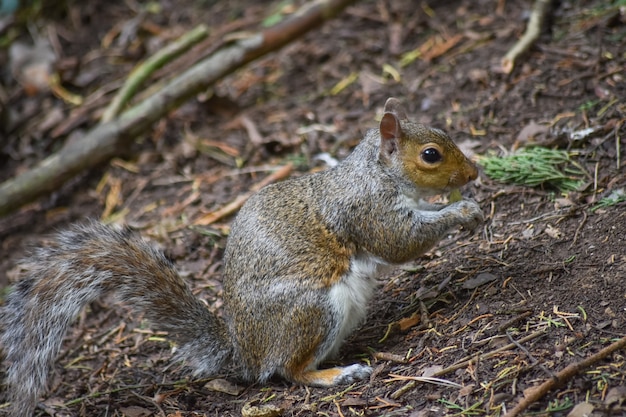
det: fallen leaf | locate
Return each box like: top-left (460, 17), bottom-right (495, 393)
top-left (522, 226), bottom-right (536, 239)
top-left (342, 397), bottom-right (368, 407)
top-left (566, 402), bottom-right (594, 417)
top-left (462, 272), bottom-right (497, 289)
top-left (9, 39), bottom-right (57, 95)
top-left (458, 384), bottom-right (475, 397)
top-left (205, 378), bottom-right (244, 396)
top-left (119, 406), bottom-right (153, 417)
top-left (515, 121), bottom-right (550, 146)
top-left (398, 312), bottom-right (421, 331)
top-left (241, 402), bottom-right (283, 417)
top-left (468, 68), bottom-right (489, 85)
top-left (605, 386), bottom-right (626, 407)
top-left (422, 365), bottom-right (443, 377)
top-left (414, 285), bottom-right (438, 300)
top-left (544, 224), bottom-right (562, 239)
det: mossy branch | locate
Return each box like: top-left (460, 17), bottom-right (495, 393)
top-left (100, 24), bottom-right (210, 122)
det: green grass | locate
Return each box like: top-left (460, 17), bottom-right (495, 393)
top-left (591, 189), bottom-right (626, 212)
top-left (478, 147), bottom-right (588, 193)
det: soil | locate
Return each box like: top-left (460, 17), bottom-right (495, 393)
top-left (1, 0), bottom-right (625, 416)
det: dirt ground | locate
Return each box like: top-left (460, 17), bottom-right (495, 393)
top-left (1, 0), bottom-right (625, 416)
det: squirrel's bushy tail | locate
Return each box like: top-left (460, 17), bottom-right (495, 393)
top-left (0, 220), bottom-right (231, 417)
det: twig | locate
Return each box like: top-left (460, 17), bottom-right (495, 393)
top-left (373, 352), bottom-right (408, 364)
top-left (101, 24), bottom-right (209, 122)
top-left (501, 0), bottom-right (553, 74)
top-left (385, 374), bottom-right (462, 388)
top-left (568, 210), bottom-right (587, 249)
top-left (497, 310), bottom-right (533, 333)
top-left (64, 384), bottom-right (153, 406)
top-left (436, 330), bottom-right (546, 377)
top-left (193, 163), bottom-right (293, 225)
top-left (506, 330), bottom-right (554, 379)
top-left (390, 330), bottom-right (546, 400)
top-left (0, 0), bottom-right (359, 218)
top-left (616, 120), bottom-right (623, 170)
top-left (504, 335), bottom-right (626, 417)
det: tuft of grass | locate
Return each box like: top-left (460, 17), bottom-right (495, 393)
top-left (591, 189), bottom-right (626, 212)
top-left (478, 147), bottom-right (587, 193)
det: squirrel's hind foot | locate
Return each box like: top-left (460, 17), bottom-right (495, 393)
top-left (289, 364), bottom-right (373, 387)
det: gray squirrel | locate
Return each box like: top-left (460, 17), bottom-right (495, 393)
top-left (1, 98), bottom-right (483, 416)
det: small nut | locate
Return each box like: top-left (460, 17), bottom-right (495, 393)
top-left (449, 188), bottom-right (462, 202)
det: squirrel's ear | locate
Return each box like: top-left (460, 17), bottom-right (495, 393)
top-left (379, 111), bottom-right (402, 156)
top-left (383, 97), bottom-right (408, 120)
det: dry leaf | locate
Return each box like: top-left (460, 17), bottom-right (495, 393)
top-left (205, 378), bottom-right (244, 396)
top-left (9, 39), bottom-right (57, 95)
top-left (119, 406), bottom-right (153, 417)
top-left (458, 384), bottom-right (475, 397)
top-left (462, 272), bottom-right (497, 289)
top-left (605, 386), bottom-right (626, 407)
top-left (566, 402), bottom-right (594, 417)
top-left (544, 224), bottom-right (562, 239)
top-left (516, 121), bottom-right (550, 145)
top-left (421, 365), bottom-right (443, 378)
top-left (398, 312), bottom-right (421, 331)
top-left (342, 397), bottom-right (368, 407)
top-left (241, 402), bottom-right (283, 417)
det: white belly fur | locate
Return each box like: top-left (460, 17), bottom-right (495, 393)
top-left (325, 253), bottom-right (388, 358)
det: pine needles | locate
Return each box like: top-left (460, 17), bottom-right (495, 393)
top-left (479, 147), bottom-right (587, 193)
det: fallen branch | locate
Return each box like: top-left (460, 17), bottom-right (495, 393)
top-left (0, 0), bottom-right (359, 218)
top-left (503, 335), bottom-right (626, 417)
top-left (501, 0), bottom-right (552, 74)
top-left (101, 24), bottom-right (210, 122)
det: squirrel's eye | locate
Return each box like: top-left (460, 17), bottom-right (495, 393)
top-left (421, 147), bottom-right (442, 164)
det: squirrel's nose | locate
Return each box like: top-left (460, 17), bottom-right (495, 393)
top-left (466, 161), bottom-right (478, 182)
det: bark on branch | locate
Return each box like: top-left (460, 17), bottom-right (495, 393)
top-left (504, 335), bottom-right (626, 417)
top-left (501, 0), bottom-right (552, 74)
top-left (0, 0), bottom-right (358, 218)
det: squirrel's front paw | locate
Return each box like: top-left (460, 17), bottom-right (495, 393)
top-left (450, 199), bottom-right (484, 231)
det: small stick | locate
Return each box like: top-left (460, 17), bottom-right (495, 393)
top-left (501, 0), bottom-right (552, 74)
top-left (616, 120), bottom-right (623, 170)
top-left (504, 335), bottom-right (626, 417)
top-left (497, 310), bottom-right (532, 333)
top-left (194, 163), bottom-right (293, 225)
top-left (569, 210), bottom-right (587, 249)
top-left (435, 330), bottom-right (546, 377)
top-left (506, 330), bottom-right (553, 378)
top-left (390, 330), bottom-right (546, 399)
